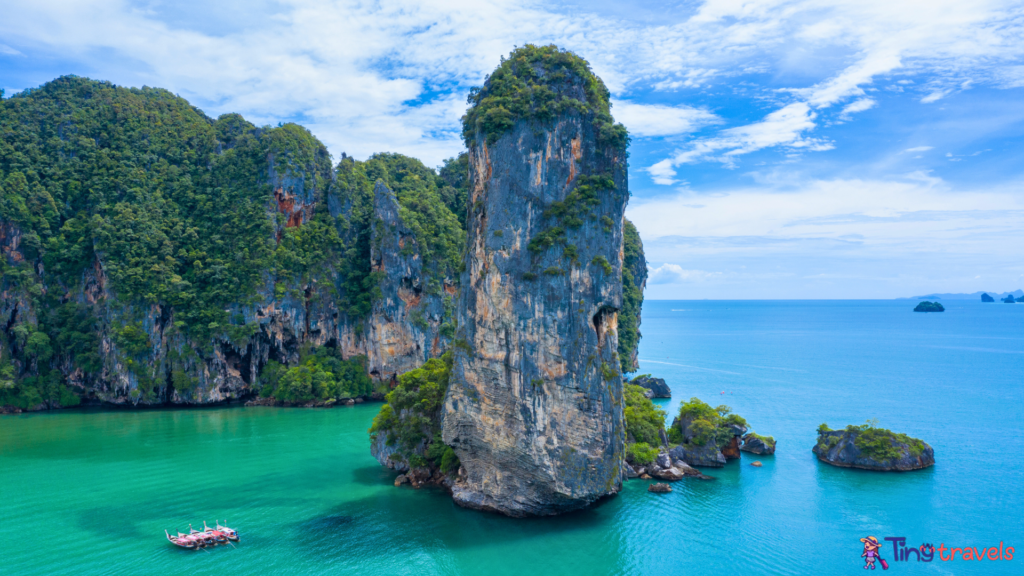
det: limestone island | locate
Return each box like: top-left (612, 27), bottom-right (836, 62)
top-left (913, 301), bottom-right (944, 312)
top-left (369, 45), bottom-right (644, 517)
top-left (814, 423), bottom-right (934, 471)
top-left (663, 397), bottom-right (773, 465)
top-left (1002, 294), bottom-right (1017, 303)
top-left (981, 293), bottom-right (995, 302)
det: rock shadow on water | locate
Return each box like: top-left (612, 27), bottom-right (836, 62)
top-left (291, 490), bottom-right (618, 562)
top-left (350, 464), bottom-right (398, 486)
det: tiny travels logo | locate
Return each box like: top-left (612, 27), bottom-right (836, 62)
top-left (858, 536), bottom-right (1014, 569)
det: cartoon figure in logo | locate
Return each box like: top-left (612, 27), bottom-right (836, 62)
top-left (860, 536), bottom-right (888, 570)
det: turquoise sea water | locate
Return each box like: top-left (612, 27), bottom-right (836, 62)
top-left (1, 300), bottom-right (1022, 575)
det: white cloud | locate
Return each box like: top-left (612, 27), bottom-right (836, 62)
top-left (648, 264), bottom-right (720, 284)
top-left (629, 172), bottom-right (1024, 297)
top-left (611, 100), bottom-right (720, 137)
top-left (665, 102), bottom-right (833, 167)
top-left (642, 0), bottom-right (1024, 172)
top-left (840, 98), bottom-right (877, 117)
top-left (996, 65), bottom-right (1024, 88)
top-left (1, 0), bottom-right (1022, 168)
top-left (646, 159), bottom-right (679, 185)
top-left (0, 44), bottom-right (21, 55)
top-left (627, 172), bottom-right (1024, 251)
top-left (903, 146), bottom-right (934, 153)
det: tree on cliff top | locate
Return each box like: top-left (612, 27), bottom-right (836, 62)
top-left (461, 44), bottom-right (628, 150)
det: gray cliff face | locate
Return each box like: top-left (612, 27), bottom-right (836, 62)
top-left (441, 114), bottom-right (629, 516)
top-left (1, 158), bottom-right (450, 409)
top-left (354, 183), bottom-right (453, 381)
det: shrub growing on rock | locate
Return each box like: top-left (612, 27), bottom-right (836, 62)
top-left (626, 442), bottom-right (659, 466)
top-left (258, 346), bottom-right (373, 402)
top-left (369, 352), bottom-right (458, 471)
top-left (624, 383), bottom-right (666, 446)
top-left (673, 397), bottom-right (748, 448)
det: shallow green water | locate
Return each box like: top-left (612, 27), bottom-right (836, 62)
top-left (1, 300), bottom-right (1021, 574)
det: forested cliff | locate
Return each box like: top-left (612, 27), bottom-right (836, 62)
top-left (0, 72), bottom-right (645, 413)
top-left (0, 77), bottom-right (467, 410)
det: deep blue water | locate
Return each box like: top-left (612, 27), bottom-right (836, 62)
top-left (1, 299), bottom-right (1021, 575)
top-left (639, 299), bottom-right (1024, 574)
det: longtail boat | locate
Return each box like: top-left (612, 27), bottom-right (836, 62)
top-left (178, 531), bottom-right (205, 547)
top-left (165, 530), bottom-right (198, 550)
top-left (165, 520), bottom-right (239, 550)
top-left (189, 524), bottom-right (216, 545)
top-left (202, 522), bottom-right (229, 543)
top-left (215, 521), bottom-right (240, 542)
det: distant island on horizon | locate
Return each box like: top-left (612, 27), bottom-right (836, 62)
top-left (899, 289), bottom-right (1024, 301)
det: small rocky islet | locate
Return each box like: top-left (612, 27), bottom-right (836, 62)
top-left (914, 301), bottom-right (944, 312)
top-left (629, 374), bottom-right (671, 398)
top-left (621, 393), bottom-right (775, 482)
top-left (813, 423), bottom-right (934, 471)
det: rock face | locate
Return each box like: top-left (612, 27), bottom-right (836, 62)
top-left (740, 433), bottom-right (776, 455)
top-left (648, 483), bottom-right (671, 493)
top-left (630, 375), bottom-right (671, 398)
top-left (813, 428), bottom-right (934, 471)
top-left (670, 443), bottom-right (727, 467)
top-left (721, 436), bottom-right (742, 459)
top-left (981, 293), bottom-right (995, 302)
top-left (442, 58), bottom-right (630, 516)
top-left (2, 169), bottom-right (451, 409)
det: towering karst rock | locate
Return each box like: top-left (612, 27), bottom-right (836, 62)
top-left (441, 45), bottom-right (632, 516)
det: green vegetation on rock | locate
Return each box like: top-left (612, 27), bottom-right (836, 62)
top-left (624, 384), bottom-right (666, 446)
top-left (745, 432), bottom-right (776, 448)
top-left (626, 442), bottom-right (659, 466)
top-left (618, 219), bottom-right (644, 372)
top-left (623, 383), bottom-right (666, 465)
top-left (526, 175), bottom-right (618, 273)
top-left (670, 397), bottom-right (748, 447)
top-left (438, 152), bottom-right (470, 230)
top-left (461, 45), bottom-right (627, 150)
top-left (369, 352), bottom-right (458, 470)
top-left (361, 153), bottom-right (465, 282)
top-left (258, 345), bottom-right (373, 403)
top-left (914, 301), bottom-right (945, 312)
top-left (815, 421), bottom-right (930, 467)
top-left (822, 422), bottom-right (927, 460)
top-left (0, 76), bottom-right (469, 407)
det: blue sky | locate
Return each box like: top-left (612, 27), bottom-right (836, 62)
top-left (2, 0), bottom-right (1023, 298)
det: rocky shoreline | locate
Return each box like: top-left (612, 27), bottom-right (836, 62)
top-left (244, 394), bottom-right (381, 408)
top-left (1, 392), bottom-right (387, 415)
